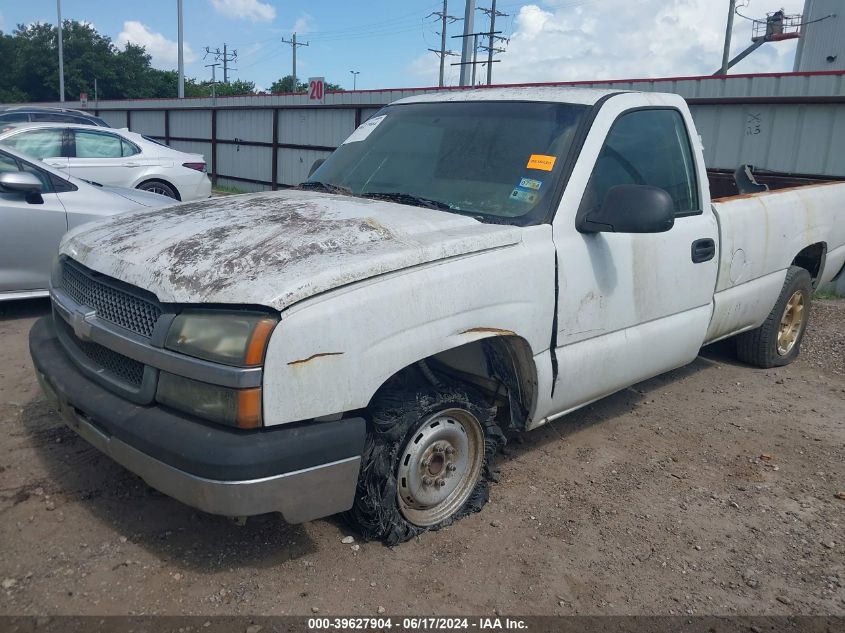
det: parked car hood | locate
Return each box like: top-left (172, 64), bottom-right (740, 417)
top-left (59, 190), bottom-right (522, 311)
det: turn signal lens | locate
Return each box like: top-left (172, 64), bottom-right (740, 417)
top-left (182, 162), bottom-right (207, 172)
top-left (156, 372), bottom-right (263, 429)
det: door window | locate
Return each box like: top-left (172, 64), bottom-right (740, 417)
top-left (31, 112), bottom-right (79, 123)
top-left (2, 129), bottom-right (64, 160)
top-left (74, 130), bottom-right (124, 158)
top-left (121, 139), bottom-right (140, 157)
top-left (579, 109), bottom-right (700, 218)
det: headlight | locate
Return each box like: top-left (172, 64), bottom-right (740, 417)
top-left (156, 372), bottom-right (262, 429)
top-left (164, 311), bottom-right (278, 366)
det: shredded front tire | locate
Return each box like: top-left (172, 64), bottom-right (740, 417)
top-left (347, 384), bottom-right (504, 545)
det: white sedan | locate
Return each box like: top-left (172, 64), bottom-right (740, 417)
top-left (0, 123), bottom-right (211, 202)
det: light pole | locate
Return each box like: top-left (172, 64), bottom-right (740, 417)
top-left (57, 0), bottom-right (65, 102)
top-left (350, 70), bottom-right (360, 90)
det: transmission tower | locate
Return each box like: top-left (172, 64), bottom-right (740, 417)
top-left (204, 44), bottom-right (238, 83)
top-left (477, 0), bottom-right (508, 85)
top-left (427, 1), bottom-right (461, 87)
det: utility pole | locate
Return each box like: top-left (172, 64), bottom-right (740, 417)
top-left (719, 0), bottom-right (737, 75)
top-left (281, 32), bottom-right (309, 92)
top-left (204, 45), bottom-right (238, 83)
top-left (458, 0), bottom-right (476, 86)
top-left (478, 0), bottom-right (508, 84)
top-left (177, 0), bottom-right (184, 98)
top-left (427, 1), bottom-right (460, 87)
top-left (57, 0), bottom-right (65, 102)
top-left (205, 62), bottom-right (220, 100)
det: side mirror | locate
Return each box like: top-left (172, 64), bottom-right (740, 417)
top-left (580, 184), bottom-right (675, 234)
top-left (308, 158), bottom-right (325, 178)
top-left (0, 171), bottom-right (43, 195)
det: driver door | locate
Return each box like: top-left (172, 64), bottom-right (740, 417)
top-left (0, 150), bottom-right (68, 294)
top-left (543, 93), bottom-right (719, 418)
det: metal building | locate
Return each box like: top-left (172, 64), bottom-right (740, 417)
top-left (794, 0), bottom-right (845, 71)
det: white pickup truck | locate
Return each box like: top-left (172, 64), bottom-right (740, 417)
top-left (30, 87), bottom-right (845, 544)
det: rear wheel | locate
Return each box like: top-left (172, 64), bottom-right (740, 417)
top-left (736, 265), bottom-right (812, 368)
top-left (348, 384), bottom-right (504, 544)
top-left (137, 180), bottom-right (179, 199)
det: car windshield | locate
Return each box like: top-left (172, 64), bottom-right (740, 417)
top-left (306, 101), bottom-right (588, 225)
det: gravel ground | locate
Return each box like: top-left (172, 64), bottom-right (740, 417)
top-left (0, 298), bottom-right (842, 616)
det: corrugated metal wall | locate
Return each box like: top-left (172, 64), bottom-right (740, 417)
top-left (7, 71), bottom-right (844, 191)
top-left (794, 0), bottom-right (845, 72)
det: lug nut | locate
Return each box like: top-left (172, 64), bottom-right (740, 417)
top-left (433, 445), bottom-right (445, 454)
top-left (422, 476), bottom-right (433, 486)
top-left (422, 458), bottom-right (432, 468)
top-left (445, 446), bottom-right (456, 456)
top-left (446, 463), bottom-right (457, 472)
top-left (436, 478), bottom-right (446, 488)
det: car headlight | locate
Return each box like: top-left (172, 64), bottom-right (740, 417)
top-left (164, 311), bottom-right (278, 366)
top-left (156, 372), bottom-right (262, 429)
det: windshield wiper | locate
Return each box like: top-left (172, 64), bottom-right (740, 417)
top-left (298, 181), bottom-right (353, 195)
top-left (359, 191), bottom-right (454, 211)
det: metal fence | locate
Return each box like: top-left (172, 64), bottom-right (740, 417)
top-left (10, 70), bottom-right (845, 192)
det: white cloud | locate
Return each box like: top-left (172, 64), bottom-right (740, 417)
top-left (209, 0), bottom-right (276, 23)
top-left (292, 13), bottom-right (313, 34)
top-left (411, 0), bottom-right (805, 85)
top-left (117, 21), bottom-right (197, 69)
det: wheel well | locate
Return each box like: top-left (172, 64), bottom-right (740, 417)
top-left (137, 178), bottom-right (181, 201)
top-left (792, 242), bottom-right (826, 288)
top-left (371, 336), bottom-right (538, 433)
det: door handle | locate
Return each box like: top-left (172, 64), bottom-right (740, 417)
top-left (122, 162), bottom-right (140, 167)
top-left (691, 238), bottom-right (716, 263)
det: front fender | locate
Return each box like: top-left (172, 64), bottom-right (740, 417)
top-left (262, 225), bottom-right (555, 425)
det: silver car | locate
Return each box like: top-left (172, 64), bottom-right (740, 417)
top-left (0, 145), bottom-right (172, 301)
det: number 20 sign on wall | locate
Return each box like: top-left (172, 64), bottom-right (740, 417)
top-left (308, 77), bottom-right (326, 104)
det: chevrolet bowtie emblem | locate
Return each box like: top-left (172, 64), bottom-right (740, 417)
top-left (70, 309), bottom-right (97, 341)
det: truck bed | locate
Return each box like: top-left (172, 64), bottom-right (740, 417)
top-left (707, 168), bottom-right (844, 200)
top-left (704, 177), bottom-right (845, 344)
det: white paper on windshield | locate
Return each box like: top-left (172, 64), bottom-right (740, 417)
top-left (342, 115), bottom-right (387, 144)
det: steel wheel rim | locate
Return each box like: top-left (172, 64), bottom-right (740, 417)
top-left (777, 290), bottom-right (805, 355)
top-left (396, 408), bottom-right (485, 527)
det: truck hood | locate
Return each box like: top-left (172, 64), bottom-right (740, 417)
top-left (60, 189), bottom-right (522, 311)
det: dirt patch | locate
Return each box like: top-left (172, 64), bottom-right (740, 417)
top-left (0, 298), bottom-right (842, 616)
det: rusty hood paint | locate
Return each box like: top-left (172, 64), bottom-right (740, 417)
top-left (59, 189), bottom-right (522, 311)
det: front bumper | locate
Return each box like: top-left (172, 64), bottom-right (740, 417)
top-left (30, 315), bottom-right (365, 522)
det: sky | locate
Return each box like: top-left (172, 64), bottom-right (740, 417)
top-left (0, 0), bottom-right (807, 92)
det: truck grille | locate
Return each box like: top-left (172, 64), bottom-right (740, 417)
top-left (56, 317), bottom-right (145, 388)
top-left (61, 260), bottom-right (161, 338)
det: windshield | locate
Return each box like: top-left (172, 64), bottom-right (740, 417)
top-left (307, 101), bottom-right (588, 225)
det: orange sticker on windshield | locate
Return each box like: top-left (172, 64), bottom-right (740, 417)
top-left (526, 154), bottom-right (556, 171)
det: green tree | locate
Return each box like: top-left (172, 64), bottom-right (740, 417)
top-left (268, 75), bottom-right (343, 94)
top-left (269, 75), bottom-right (307, 94)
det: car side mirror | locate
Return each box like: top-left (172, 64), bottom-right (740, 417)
top-left (0, 171), bottom-right (44, 204)
top-left (579, 184), bottom-right (675, 234)
top-left (0, 171), bottom-right (43, 194)
top-left (308, 158), bottom-right (325, 178)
